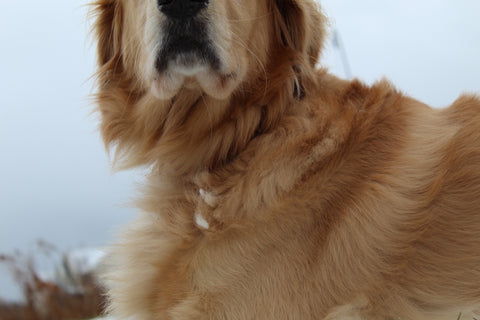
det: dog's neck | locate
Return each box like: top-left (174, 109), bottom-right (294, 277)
top-left (148, 58), bottom-right (301, 178)
top-left (150, 80), bottom-right (296, 177)
top-left (100, 49), bottom-right (304, 179)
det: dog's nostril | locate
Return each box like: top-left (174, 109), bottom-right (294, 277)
top-left (157, 0), bottom-right (209, 19)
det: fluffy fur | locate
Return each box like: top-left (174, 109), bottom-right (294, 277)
top-left (91, 0), bottom-right (480, 319)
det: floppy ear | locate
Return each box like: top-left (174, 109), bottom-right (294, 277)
top-left (91, 0), bottom-right (124, 72)
top-left (272, 0), bottom-right (326, 68)
top-left (91, 0), bottom-right (140, 168)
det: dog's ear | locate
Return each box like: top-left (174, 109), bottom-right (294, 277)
top-left (91, 0), bottom-right (124, 72)
top-left (90, 0), bottom-right (139, 169)
top-left (272, 0), bottom-right (326, 68)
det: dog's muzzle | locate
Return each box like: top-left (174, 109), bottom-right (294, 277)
top-left (155, 0), bottom-right (219, 73)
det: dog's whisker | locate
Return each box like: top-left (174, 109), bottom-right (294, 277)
top-left (229, 31), bottom-right (268, 98)
top-left (223, 13), bottom-right (273, 23)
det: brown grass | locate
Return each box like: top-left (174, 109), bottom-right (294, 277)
top-left (0, 245), bottom-right (105, 320)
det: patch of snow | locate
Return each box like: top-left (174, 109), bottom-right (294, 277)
top-left (194, 212), bottom-right (210, 230)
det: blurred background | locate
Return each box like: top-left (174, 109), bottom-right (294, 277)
top-left (0, 0), bottom-right (479, 318)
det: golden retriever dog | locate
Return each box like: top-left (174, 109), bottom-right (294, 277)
top-left (91, 0), bottom-right (480, 319)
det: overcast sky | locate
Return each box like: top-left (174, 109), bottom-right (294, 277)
top-left (0, 0), bottom-right (479, 301)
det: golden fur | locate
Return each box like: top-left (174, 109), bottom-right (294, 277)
top-left (91, 0), bottom-right (480, 319)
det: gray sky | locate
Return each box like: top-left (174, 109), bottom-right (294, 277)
top-left (0, 0), bottom-right (479, 301)
top-left (321, 0), bottom-right (480, 106)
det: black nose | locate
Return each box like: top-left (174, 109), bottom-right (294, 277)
top-left (158, 0), bottom-right (209, 19)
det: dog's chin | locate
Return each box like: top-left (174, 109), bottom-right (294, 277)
top-left (150, 57), bottom-right (240, 101)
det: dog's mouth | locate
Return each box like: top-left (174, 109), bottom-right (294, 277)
top-left (155, 19), bottom-right (220, 74)
top-left (155, 37), bottom-right (220, 76)
top-left (149, 15), bottom-right (243, 101)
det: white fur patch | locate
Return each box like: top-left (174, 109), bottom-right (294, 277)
top-left (199, 188), bottom-right (216, 206)
top-left (194, 212), bottom-right (210, 230)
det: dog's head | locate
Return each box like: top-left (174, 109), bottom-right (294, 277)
top-left (92, 0), bottom-right (326, 170)
top-left (93, 0), bottom-right (326, 100)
